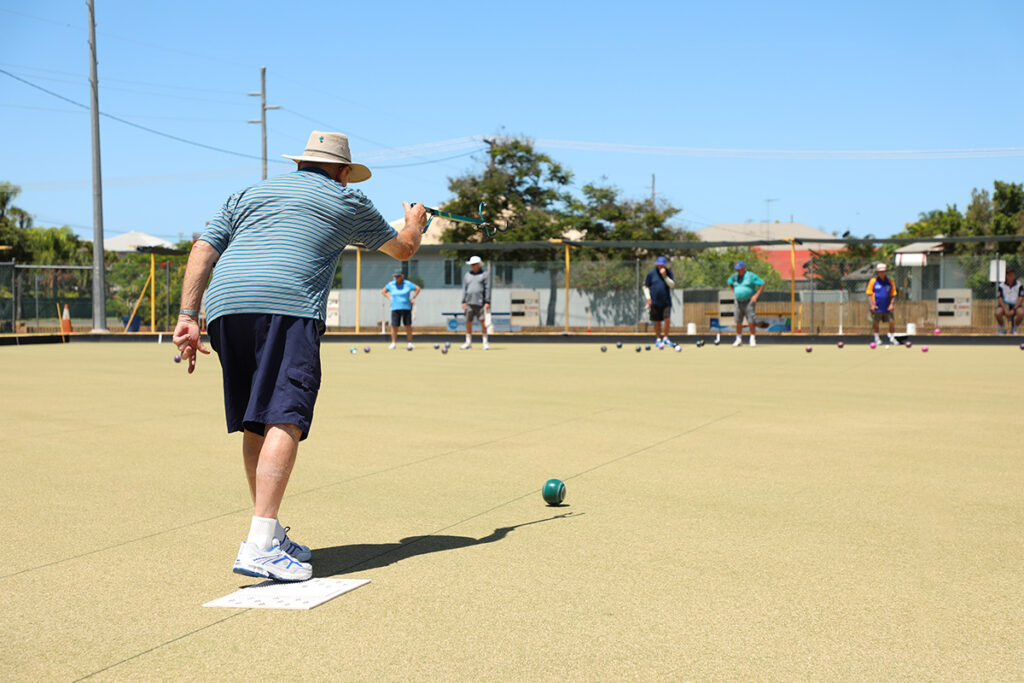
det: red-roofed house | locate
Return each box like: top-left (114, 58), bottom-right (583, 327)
top-left (695, 222), bottom-right (845, 279)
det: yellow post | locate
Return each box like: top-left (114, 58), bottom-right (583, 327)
top-left (149, 252), bottom-right (156, 332)
top-left (125, 269), bottom-right (153, 333)
top-left (787, 238), bottom-right (797, 332)
top-left (355, 247), bottom-right (362, 333)
top-left (564, 242), bottom-right (571, 333)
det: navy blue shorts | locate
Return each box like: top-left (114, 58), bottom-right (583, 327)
top-left (207, 314), bottom-right (322, 440)
top-left (391, 309), bottom-right (412, 327)
top-left (649, 305), bottom-right (671, 322)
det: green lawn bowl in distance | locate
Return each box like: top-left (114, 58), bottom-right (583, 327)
top-left (542, 478), bottom-right (566, 506)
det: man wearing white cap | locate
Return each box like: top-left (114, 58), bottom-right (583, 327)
top-left (173, 131), bottom-right (426, 581)
top-left (461, 255), bottom-right (490, 349)
top-left (867, 262), bottom-right (898, 345)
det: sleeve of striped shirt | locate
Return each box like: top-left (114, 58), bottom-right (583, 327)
top-left (347, 191), bottom-right (398, 251)
top-left (198, 192), bottom-right (241, 254)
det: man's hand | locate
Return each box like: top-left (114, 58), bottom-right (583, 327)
top-left (172, 315), bottom-right (210, 375)
top-left (404, 202), bottom-right (428, 233)
top-left (461, 302), bottom-right (467, 311)
top-left (646, 298), bottom-right (652, 308)
top-left (484, 303), bottom-right (490, 311)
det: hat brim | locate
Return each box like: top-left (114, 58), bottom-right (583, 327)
top-left (281, 155), bottom-right (371, 183)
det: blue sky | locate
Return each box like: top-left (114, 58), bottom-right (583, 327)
top-left (2, 0), bottom-right (1022, 245)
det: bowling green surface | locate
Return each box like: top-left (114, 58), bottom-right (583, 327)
top-left (2, 341), bottom-right (1022, 679)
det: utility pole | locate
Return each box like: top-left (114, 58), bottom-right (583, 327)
top-left (649, 174), bottom-right (657, 207)
top-left (87, 0), bottom-right (107, 332)
top-left (482, 137), bottom-right (495, 170)
top-left (248, 67), bottom-right (279, 180)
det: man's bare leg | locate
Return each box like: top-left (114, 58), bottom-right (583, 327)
top-left (253, 424), bottom-right (301, 520)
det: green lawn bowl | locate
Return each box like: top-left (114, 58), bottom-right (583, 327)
top-left (542, 478), bottom-right (566, 506)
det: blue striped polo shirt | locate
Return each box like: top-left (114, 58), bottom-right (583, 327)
top-left (199, 168), bottom-right (397, 322)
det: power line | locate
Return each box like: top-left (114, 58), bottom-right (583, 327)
top-left (374, 149), bottom-right (483, 169)
top-left (0, 7), bottom-right (253, 70)
top-left (535, 138), bottom-right (1024, 160)
top-left (1, 68), bottom-right (274, 163)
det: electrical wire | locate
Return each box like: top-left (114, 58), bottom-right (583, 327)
top-left (0, 68), bottom-right (275, 163)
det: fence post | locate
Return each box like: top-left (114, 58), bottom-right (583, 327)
top-left (809, 256), bottom-right (816, 334)
top-left (635, 258), bottom-right (640, 332)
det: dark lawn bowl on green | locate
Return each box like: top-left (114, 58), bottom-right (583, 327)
top-left (542, 478), bottom-right (566, 506)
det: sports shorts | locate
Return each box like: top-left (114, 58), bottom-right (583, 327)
top-left (871, 310), bottom-right (893, 322)
top-left (464, 304), bottom-right (487, 322)
top-left (735, 300), bottom-right (757, 325)
top-left (649, 305), bottom-right (671, 322)
top-left (207, 313), bottom-right (322, 441)
top-left (391, 309), bottom-right (412, 327)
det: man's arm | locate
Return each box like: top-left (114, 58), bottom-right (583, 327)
top-left (483, 273), bottom-right (491, 309)
top-left (172, 240), bottom-right (220, 374)
top-left (413, 284), bottom-right (422, 300)
top-left (751, 282), bottom-right (766, 303)
top-left (378, 202), bottom-right (426, 261)
top-left (381, 287), bottom-right (391, 301)
top-left (662, 269), bottom-right (675, 288)
top-left (866, 279), bottom-right (876, 311)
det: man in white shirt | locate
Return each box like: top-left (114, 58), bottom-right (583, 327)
top-left (996, 267), bottom-right (1023, 334)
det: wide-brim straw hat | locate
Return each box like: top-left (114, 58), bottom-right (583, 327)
top-left (282, 131), bottom-right (371, 183)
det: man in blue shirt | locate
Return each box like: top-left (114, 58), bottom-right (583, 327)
top-left (173, 131), bottom-right (426, 581)
top-left (382, 271), bottom-right (421, 349)
top-left (866, 263), bottom-right (898, 344)
top-left (727, 261), bottom-right (765, 346)
top-left (643, 256), bottom-right (675, 346)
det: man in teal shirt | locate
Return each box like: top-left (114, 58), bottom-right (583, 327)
top-left (727, 261), bottom-right (765, 346)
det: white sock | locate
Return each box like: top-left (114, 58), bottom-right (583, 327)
top-left (247, 515), bottom-right (277, 551)
top-left (274, 519), bottom-right (287, 543)
top-left (465, 333), bottom-right (471, 343)
top-left (749, 335), bottom-right (756, 342)
top-left (482, 334), bottom-right (488, 343)
top-left (735, 335), bottom-right (742, 341)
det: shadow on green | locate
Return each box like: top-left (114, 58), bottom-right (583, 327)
top-left (311, 512), bottom-right (579, 577)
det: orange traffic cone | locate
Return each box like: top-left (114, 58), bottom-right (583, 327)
top-left (61, 304), bottom-right (72, 334)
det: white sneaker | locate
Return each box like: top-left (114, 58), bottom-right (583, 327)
top-left (749, 337), bottom-right (756, 347)
top-left (732, 337), bottom-right (742, 347)
top-left (887, 335), bottom-right (897, 344)
top-left (661, 337), bottom-right (672, 346)
top-left (388, 342), bottom-right (396, 349)
top-left (461, 342), bottom-right (472, 349)
top-left (482, 341), bottom-right (490, 350)
top-left (233, 539), bottom-right (312, 582)
top-left (279, 527), bottom-right (311, 562)
top-left (407, 342), bottom-right (414, 350)
top-left (873, 336), bottom-right (882, 345)
top-left (998, 326), bottom-right (1006, 335)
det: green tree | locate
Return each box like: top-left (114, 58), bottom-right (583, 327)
top-left (0, 182), bottom-right (32, 261)
top-left (571, 181), bottom-right (697, 257)
top-left (990, 181), bottom-right (1024, 256)
top-left (671, 248), bottom-right (785, 289)
top-left (441, 137), bottom-right (574, 248)
top-left (440, 137), bottom-right (575, 325)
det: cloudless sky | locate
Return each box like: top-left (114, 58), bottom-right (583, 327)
top-left (2, 0), bottom-right (1022, 245)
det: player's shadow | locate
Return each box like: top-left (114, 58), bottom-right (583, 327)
top-left (310, 511), bottom-right (578, 577)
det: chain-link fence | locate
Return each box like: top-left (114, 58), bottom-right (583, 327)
top-left (0, 254), bottom-right (188, 334)
top-left (5, 246), bottom-right (1022, 335)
